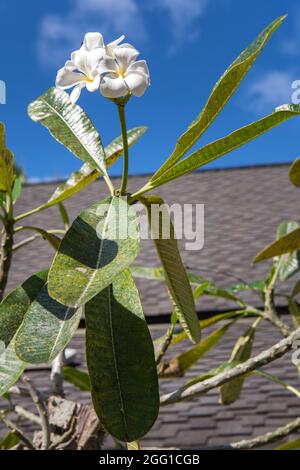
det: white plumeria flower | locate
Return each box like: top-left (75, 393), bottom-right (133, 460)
top-left (56, 32), bottom-right (124, 103)
top-left (99, 44), bottom-right (150, 99)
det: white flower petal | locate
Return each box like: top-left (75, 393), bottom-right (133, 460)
top-left (98, 55), bottom-right (118, 75)
top-left (86, 49), bottom-right (104, 72)
top-left (86, 75), bottom-right (101, 92)
top-left (83, 32), bottom-right (104, 51)
top-left (115, 45), bottom-right (139, 70)
top-left (71, 50), bottom-right (89, 74)
top-left (64, 60), bottom-right (76, 71)
top-left (106, 35), bottom-right (125, 56)
top-left (127, 60), bottom-right (150, 83)
top-left (100, 76), bottom-right (129, 98)
top-left (69, 83), bottom-right (85, 103)
top-left (56, 67), bottom-right (86, 89)
top-left (124, 71), bottom-right (149, 97)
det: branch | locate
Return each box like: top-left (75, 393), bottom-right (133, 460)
top-left (160, 325), bottom-right (300, 405)
top-left (0, 411), bottom-right (35, 450)
top-left (0, 219), bottom-right (13, 300)
top-left (51, 351), bottom-right (65, 397)
top-left (14, 406), bottom-right (41, 426)
top-left (22, 376), bottom-right (50, 450)
top-left (230, 417), bottom-right (300, 449)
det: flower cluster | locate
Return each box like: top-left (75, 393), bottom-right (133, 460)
top-left (56, 33), bottom-right (150, 103)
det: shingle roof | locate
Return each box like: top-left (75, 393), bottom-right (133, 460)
top-left (11, 163), bottom-right (299, 317)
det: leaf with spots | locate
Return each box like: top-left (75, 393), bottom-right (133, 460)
top-left (15, 285), bottom-right (82, 364)
top-left (85, 269), bottom-right (159, 442)
top-left (48, 196), bottom-right (140, 307)
top-left (28, 87), bottom-right (107, 173)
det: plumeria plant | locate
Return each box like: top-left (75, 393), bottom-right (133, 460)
top-left (1, 15), bottom-right (300, 450)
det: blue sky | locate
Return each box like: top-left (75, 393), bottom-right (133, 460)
top-left (1, 0), bottom-right (300, 181)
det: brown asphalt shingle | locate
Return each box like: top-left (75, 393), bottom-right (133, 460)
top-left (10, 164), bottom-right (300, 316)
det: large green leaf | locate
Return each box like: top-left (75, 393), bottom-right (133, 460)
top-left (162, 322), bottom-right (234, 377)
top-left (220, 318), bottom-right (260, 405)
top-left (141, 196), bottom-right (200, 343)
top-left (255, 227), bottom-right (300, 263)
top-left (151, 16), bottom-right (285, 182)
top-left (275, 222), bottom-right (300, 281)
top-left (48, 196), bottom-right (140, 307)
top-left (85, 269), bottom-right (159, 442)
top-left (0, 340), bottom-right (25, 396)
top-left (43, 127), bottom-right (147, 210)
top-left (63, 366), bottom-right (91, 392)
top-left (15, 285), bottom-right (82, 364)
top-left (289, 157), bottom-right (300, 188)
top-left (0, 123), bottom-right (15, 192)
top-left (28, 87), bottom-right (107, 174)
top-left (150, 105), bottom-right (300, 189)
top-left (0, 270), bottom-right (48, 346)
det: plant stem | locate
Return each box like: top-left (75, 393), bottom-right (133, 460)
top-left (0, 191), bottom-right (14, 300)
top-left (104, 174), bottom-right (115, 197)
top-left (118, 104), bottom-right (129, 195)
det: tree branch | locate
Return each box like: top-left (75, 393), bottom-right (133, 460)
top-left (0, 219), bottom-right (13, 300)
top-left (22, 376), bottom-right (50, 450)
top-left (0, 411), bottom-right (35, 450)
top-left (230, 417), bottom-right (300, 449)
top-left (160, 325), bottom-right (300, 405)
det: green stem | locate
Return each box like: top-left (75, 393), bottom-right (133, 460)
top-left (0, 192), bottom-right (14, 301)
top-left (104, 174), bottom-right (115, 197)
top-left (118, 104), bottom-right (129, 195)
top-left (14, 205), bottom-right (45, 223)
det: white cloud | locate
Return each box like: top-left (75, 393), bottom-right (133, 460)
top-left (38, 0), bottom-right (215, 67)
top-left (157, 0), bottom-right (208, 36)
top-left (244, 71), bottom-right (294, 113)
top-left (38, 0), bottom-right (146, 67)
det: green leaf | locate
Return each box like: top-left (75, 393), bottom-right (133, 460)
top-left (0, 123), bottom-right (15, 192)
top-left (255, 370), bottom-right (300, 400)
top-left (28, 87), bottom-right (107, 174)
top-left (0, 270), bottom-right (48, 346)
top-left (131, 265), bottom-right (205, 287)
top-left (141, 196), bottom-right (200, 344)
top-left (43, 127), bottom-right (147, 210)
top-left (151, 16), bottom-right (286, 182)
top-left (11, 175), bottom-right (22, 203)
top-left (0, 340), bottom-right (25, 396)
top-left (104, 126), bottom-right (147, 167)
top-left (288, 297), bottom-right (300, 328)
top-left (225, 280), bottom-right (265, 293)
top-left (275, 221), bottom-right (300, 281)
top-left (220, 318), bottom-right (260, 405)
top-left (255, 226), bottom-right (300, 263)
top-left (163, 322), bottom-right (234, 377)
top-left (276, 437), bottom-right (300, 450)
top-left (0, 432), bottom-right (20, 450)
top-left (150, 105), bottom-right (300, 189)
top-left (63, 366), bottom-right (91, 392)
top-left (48, 196), bottom-right (140, 308)
top-left (15, 285), bottom-right (82, 364)
top-left (289, 157), bottom-right (300, 188)
top-left (171, 310), bottom-right (248, 346)
top-left (85, 269), bottom-right (159, 442)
